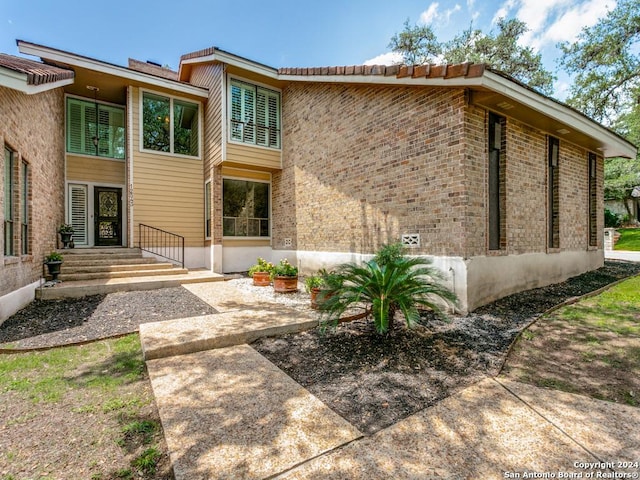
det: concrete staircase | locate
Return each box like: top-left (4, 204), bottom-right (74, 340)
top-left (37, 248), bottom-right (223, 300)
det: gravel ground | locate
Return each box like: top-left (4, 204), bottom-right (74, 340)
top-left (253, 260), bottom-right (640, 434)
top-left (0, 287), bottom-right (217, 349)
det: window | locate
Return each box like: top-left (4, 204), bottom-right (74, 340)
top-left (67, 97), bottom-right (125, 159)
top-left (548, 136), bottom-right (560, 249)
top-left (229, 79), bottom-right (281, 149)
top-left (4, 146), bottom-right (14, 256)
top-left (223, 178), bottom-right (270, 237)
top-left (21, 161), bottom-right (29, 255)
top-left (142, 92), bottom-right (199, 157)
top-left (205, 180), bottom-right (212, 238)
top-left (488, 113), bottom-right (505, 250)
top-left (588, 153), bottom-right (597, 247)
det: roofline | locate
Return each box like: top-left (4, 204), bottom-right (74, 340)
top-left (179, 47), bottom-right (278, 80)
top-left (0, 65), bottom-right (74, 94)
top-left (17, 40), bottom-right (209, 98)
top-left (278, 68), bottom-right (635, 159)
top-left (480, 70), bottom-right (636, 159)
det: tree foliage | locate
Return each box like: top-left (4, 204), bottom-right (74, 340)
top-left (559, 0), bottom-right (640, 124)
top-left (389, 18), bottom-right (555, 95)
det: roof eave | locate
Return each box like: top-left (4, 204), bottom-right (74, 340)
top-left (481, 71), bottom-right (636, 159)
top-left (17, 40), bottom-right (208, 98)
top-left (0, 66), bottom-right (74, 94)
top-left (179, 48), bottom-right (278, 81)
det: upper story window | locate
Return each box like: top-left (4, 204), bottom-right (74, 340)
top-left (229, 79), bottom-right (281, 149)
top-left (142, 91), bottom-right (200, 157)
top-left (67, 97), bottom-right (125, 159)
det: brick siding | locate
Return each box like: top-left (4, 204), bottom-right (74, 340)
top-left (276, 82), bottom-right (602, 259)
top-left (0, 86), bottom-right (65, 297)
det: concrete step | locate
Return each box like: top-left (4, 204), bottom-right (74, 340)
top-left (62, 263), bottom-right (174, 274)
top-left (57, 247), bottom-right (142, 255)
top-left (59, 267), bottom-right (188, 282)
top-left (59, 253), bottom-right (145, 262)
top-left (36, 270), bottom-right (224, 300)
top-left (62, 257), bottom-right (159, 267)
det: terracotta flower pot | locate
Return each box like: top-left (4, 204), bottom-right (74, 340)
top-left (273, 275), bottom-right (299, 293)
top-left (252, 271), bottom-right (271, 286)
top-left (310, 288), bottom-right (333, 309)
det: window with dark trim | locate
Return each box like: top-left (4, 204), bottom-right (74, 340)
top-left (205, 180), bottom-right (211, 238)
top-left (222, 178), bottom-right (270, 237)
top-left (548, 136), bottom-right (560, 249)
top-left (67, 97), bottom-right (125, 159)
top-left (4, 146), bottom-right (14, 256)
top-left (588, 152), bottom-right (597, 247)
top-left (21, 160), bottom-right (29, 255)
top-left (488, 112), bottom-right (505, 250)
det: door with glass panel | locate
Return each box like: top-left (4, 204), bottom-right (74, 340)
top-left (94, 187), bottom-right (122, 246)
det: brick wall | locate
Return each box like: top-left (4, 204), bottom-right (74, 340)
top-left (0, 86), bottom-right (65, 298)
top-left (277, 83), bottom-right (469, 256)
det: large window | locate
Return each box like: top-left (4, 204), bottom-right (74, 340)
top-left (4, 146), bottom-right (14, 256)
top-left (548, 136), bottom-right (560, 249)
top-left (488, 113), bottom-right (505, 250)
top-left (21, 161), bottom-right (29, 255)
top-left (67, 97), bottom-right (125, 159)
top-left (142, 92), bottom-right (199, 157)
top-left (223, 178), bottom-right (270, 237)
top-left (229, 79), bottom-right (281, 149)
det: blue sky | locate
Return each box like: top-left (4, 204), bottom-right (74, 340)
top-left (0, 0), bottom-right (615, 98)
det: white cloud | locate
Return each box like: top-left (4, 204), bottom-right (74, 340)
top-left (363, 51), bottom-right (404, 66)
top-left (492, 0), bottom-right (517, 24)
top-left (444, 4), bottom-right (462, 22)
top-left (538, 0), bottom-right (616, 46)
top-left (419, 3), bottom-right (440, 25)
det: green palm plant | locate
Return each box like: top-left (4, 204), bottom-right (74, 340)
top-left (319, 255), bottom-right (457, 335)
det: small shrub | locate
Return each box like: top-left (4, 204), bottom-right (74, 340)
top-left (373, 242), bottom-right (405, 267)
top-left (604, 208), bottom-right (622, 228)
top-left (248, 257), bottom-right (275, 276)
top-left (319, 246), bottom-right (457, 335)
top-left (45, 251), bottom-right (63, 262)
top-left (304, 275), bottom-right (324, 293)
top-left (272, 258), bottom-right (298, 277)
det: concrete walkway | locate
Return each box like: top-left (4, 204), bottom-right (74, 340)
top-left (605, 249), bottom-right (640, 262)
top-left (141, 281), bottom-right (640, 480)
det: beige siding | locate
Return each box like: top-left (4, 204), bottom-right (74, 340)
top-left (189, 64), bottom-right (224, 244)
top-left (66, 155), bottom-right (125, 184)
top-left (131, 88), bottom-right (204, 247)
top-left (221, 167), bottom-right (270, 182)
top-left (225, 142), bottom-right (282, 170)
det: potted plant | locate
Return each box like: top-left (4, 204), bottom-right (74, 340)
top-left (58, 223), bottom-right (74, 249)
top-left (44, 251), bottom-right (63, 282)
top-left (304, 274), bottom-right (325, 309)
top-left (248, 257), bottom-right (275, 286)
top-left (272, 258), bottom-right (299, 293)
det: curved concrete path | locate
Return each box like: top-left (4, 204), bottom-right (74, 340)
top-left (141, 281), bottom-right (640, 480)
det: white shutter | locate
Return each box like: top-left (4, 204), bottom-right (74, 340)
top-left (242, 87), bottom-right (255, 143)
top-left (230, 83), bottom-right (243, 141)
top-left (267, 93), bottom-right (280, 148)
top-left (69, 184), bottom-right (88, 245)
top-left (256, 90), bottom-right (267, 146)
top-left (67, 99), bottom-right (83, 153)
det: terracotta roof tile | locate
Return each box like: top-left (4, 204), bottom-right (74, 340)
top-left (277, 61), bottom-right (487, 81)
top-left (0, 53), bottom-right (74, 85)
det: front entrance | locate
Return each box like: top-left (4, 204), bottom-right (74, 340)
top-left (94, 187), bottom-right (122, 246)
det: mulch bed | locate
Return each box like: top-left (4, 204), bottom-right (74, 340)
top-left (0, 287), bottom-right (217, 350)
top-left (252, 260), bottom-right (640, 434)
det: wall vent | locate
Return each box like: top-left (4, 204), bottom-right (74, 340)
top-left (401, 234), bottom-right (420, 247)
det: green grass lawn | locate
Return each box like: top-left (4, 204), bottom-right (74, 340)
top-left (614, 228), bottom-right (640, 251)
top-left (0, 334), bottom-right (171, 479)
top-left (502, 275), bottom-right (640, 406)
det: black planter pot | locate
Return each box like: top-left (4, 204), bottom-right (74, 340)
top-left (46, 260), bottom-right (63, 281)
top-left (60, 232), bottom-right (73, 249)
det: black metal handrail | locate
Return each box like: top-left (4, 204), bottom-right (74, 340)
top-left (138, 224), bottom-right (184, 268)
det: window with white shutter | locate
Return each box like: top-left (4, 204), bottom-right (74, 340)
top-left (228, 79), bottom-right (280, 149)
top-left (66, 97), bottom-right (125, 159)
top-left (69, 184), bottom-right (88, 245)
